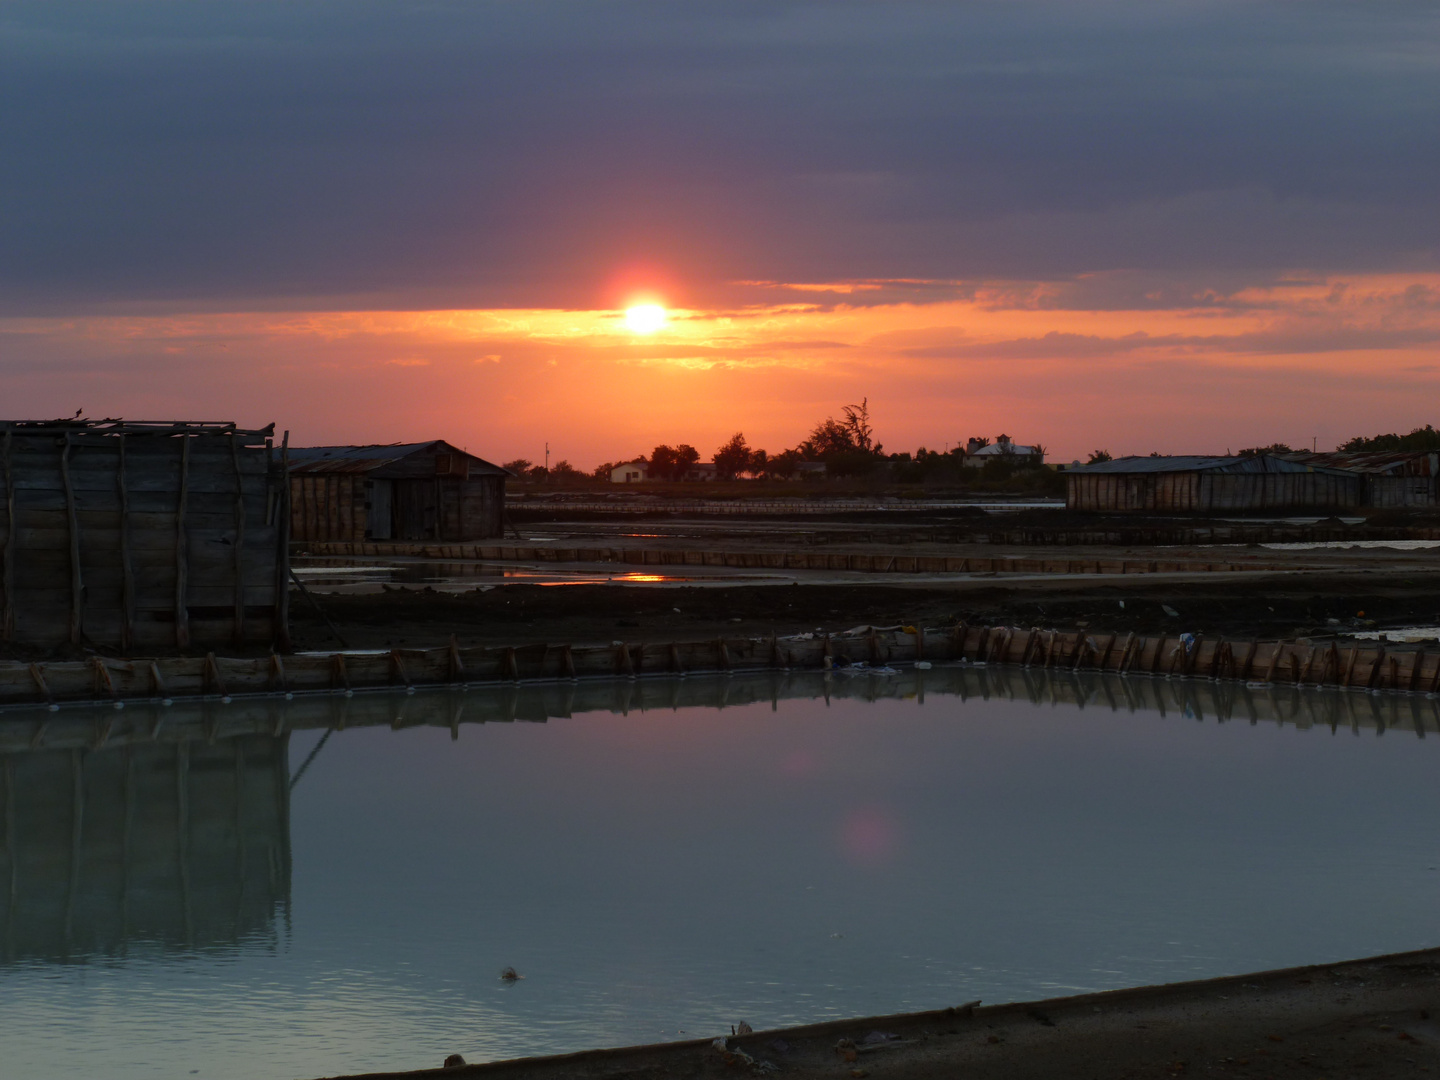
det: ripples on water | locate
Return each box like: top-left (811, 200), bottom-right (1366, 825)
top-left (2, 666), bottom-right (1438, 1079)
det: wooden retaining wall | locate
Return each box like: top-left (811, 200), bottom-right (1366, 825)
top-left (0, 625), bottom-right (1433, 709)
top-left (295, 541), bottom-right (1274, 576)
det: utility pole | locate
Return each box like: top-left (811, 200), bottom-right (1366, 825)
top-left (545, 442), bottom-right (550, 471)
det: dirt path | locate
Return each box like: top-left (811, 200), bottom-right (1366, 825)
top-left (290, 569), bottom-right (1440, 654)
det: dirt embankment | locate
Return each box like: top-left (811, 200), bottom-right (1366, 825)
top-left (289, 571), bottom-right (1440, 653)
top-left (321, 948), bottom-right (1440, 1080)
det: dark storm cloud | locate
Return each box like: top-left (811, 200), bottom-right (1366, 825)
top-left (1, 0), bottom-right (1436, 311)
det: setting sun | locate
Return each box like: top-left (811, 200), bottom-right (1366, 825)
top-left (625, 303), bottom-right (667, 333)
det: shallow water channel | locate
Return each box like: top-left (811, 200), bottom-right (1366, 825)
top-left (1, 668), bottom-right (1438, 1079)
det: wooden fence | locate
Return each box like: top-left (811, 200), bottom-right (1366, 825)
top-left (0, 624), bottom-right (1433, 709)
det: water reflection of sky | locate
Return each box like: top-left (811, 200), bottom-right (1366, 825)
top-left (3, 675), bottom-right (1440, 1080)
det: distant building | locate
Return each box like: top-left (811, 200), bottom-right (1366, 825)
top-left (1064, 454), bottom-right (1360, 513)
top-left (964, 436), bottom-right (1043, 467)
top-left (289, 441), bottom-right (509, 542)
top-left (610, 460), bottom-right (651, 483)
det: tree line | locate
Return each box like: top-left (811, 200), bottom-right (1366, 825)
top-left (506, 399), bottom-right (1056, 488)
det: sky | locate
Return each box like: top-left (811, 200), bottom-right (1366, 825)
top-left (2, 1), bottom-right (1437, 465)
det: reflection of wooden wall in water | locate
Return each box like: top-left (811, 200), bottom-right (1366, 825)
top-left (0, 420), bottom-right (289, 652)
top-left (0, 735), bottom-right (290, 963)
top-left (1, 668), bottom-right (1432, 758)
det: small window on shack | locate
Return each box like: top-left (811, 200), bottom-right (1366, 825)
top-left (435, 453), bottom-right (470, 479)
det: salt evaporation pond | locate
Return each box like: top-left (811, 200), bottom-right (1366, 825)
top-left (2, 667), bottom-right (1438, 1080)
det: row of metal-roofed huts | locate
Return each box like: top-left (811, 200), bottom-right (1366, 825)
top-left (1064, 451), bottom-right (1440, 512)
top-left (0, 421), bottom-right (511, 652)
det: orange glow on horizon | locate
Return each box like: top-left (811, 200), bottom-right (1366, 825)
top-left (2, 271), bottom-right (1437, 468)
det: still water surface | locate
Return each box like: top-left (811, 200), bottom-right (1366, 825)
top-left (1, 668), bottom-right (1438, 1079)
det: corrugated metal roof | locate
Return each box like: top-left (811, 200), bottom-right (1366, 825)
top-left (1067, 454), bottom-right (1348, 476)
top-left (1280, 451), bottom-right (1440, 476)
top-left (287, 441), bottom-right (509, 476)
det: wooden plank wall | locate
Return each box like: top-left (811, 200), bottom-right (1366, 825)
top-left (290, 475), bottom-right (367, 543)
top-left (0, 624), bottom-right (1431, 707)
top-left (290, 475), bottom-right (504, 542)
top-left (1067, 471), bottom-right (1364, 512)
top-left (0, 428), bottom-right (286, 652)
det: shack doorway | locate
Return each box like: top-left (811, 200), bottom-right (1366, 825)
top-left (367, 479), bottom-right (393, 539)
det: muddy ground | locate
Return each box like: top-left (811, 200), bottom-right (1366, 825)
top-left (290, 570), bottom-right (1440, 653)
top-left (323, 947), bottom-right (1440, 1080)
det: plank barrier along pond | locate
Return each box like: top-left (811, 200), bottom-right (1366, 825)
top-left (0, 625), bottom-right (1433, 710)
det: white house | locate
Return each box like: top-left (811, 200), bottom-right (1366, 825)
top-left (963, 435), bottom-right (1043, 468)
top-left (610, 460), bottom-right (651, 483)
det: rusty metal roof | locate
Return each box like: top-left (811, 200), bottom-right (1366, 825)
top-left (1066, 454), bottom-right (1352, 476)
top-left (287, 441), bottom-right (509, 476)
top-left (1280, 451), bottom-right (1440, 476)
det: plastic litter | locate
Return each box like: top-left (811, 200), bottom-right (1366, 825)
top-left (1162, 604), bottom-right (1180, 617)
top-left (1179, 632), bottom-right (1197, 654)
top-left (914, 661), bottom-right (932, 670)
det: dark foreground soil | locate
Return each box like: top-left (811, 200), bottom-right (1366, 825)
top-left (319, 947), bottom-right (1440, 1080)
top-left (291, 571), bottom-right (1440, 653)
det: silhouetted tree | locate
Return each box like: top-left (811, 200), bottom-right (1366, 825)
top-left (1087, 450), bottom-right (1113, 464)
top-left (1340, 426), bottom-right (1440, 452)
top-left (714, 433), bottom-right (756, 479)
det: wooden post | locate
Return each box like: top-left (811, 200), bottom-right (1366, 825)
top-left (1342, 647), bottom-right (1359, 687)
top-left (953, 622), bottom-right (968, 660)
top-left (229, 430), bottom-right (247, 647)
top-left (448, 635), bottom-right (464, 682)
top-left (1239, 639), bottom-right (1258, 680)
top-left (149, 660), bottom-right (167, 698)
top-left (117, 434), bottom-right (135, 653)
top-left (913, 624), bottom-right (924, 661)
top-left (717, 638), bottom-right (731, 669)
top-left (388, 649), bottom-right (409, 687)
top-left (1151, 636), bottom-right (1168, 675)
top-left (666, 642), bottom-right (680, 674)
top-left (175, 434), bottom-right (191, 650)
top-left (1263, 641), bottom-right (1284, 683)
top-left (1367, 646), bottom-right (1386, 690)
top-left (563, 643), bottom-right (577, 678)
top-left (204, 652), bottom-right (228, 697)
top-left (1114, 632), bottom-right (1134, 673)
top-left (61, 432), bottom-right (83, 646)
top-left (274, 432), bottom-right (292, 651)
top-left (617, 642), bottom-right (633, 677)
top-left (29, 662), bottom-right (51, 703)
top-left (1411, 650), bottom-right (1425, 693)
top-left (1, 428), bottom-right (12, 642)
top-left (1097, 633), bottom-right (1118, 671)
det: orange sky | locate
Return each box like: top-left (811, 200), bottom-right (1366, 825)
top-left (7, 272), bottom-right (1437, 466)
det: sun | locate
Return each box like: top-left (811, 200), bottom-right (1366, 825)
top-left (625, 303), bottom-right (667, 334)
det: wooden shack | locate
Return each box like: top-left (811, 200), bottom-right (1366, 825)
top-left (0, 420), bottom-right (289, 653)
top-left (1065, 454), bottom-right (1362, 513)
top-left (288, 441), bottom-right (509, 543)
top-left (1282, 451), bottom-right (1439, 509)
